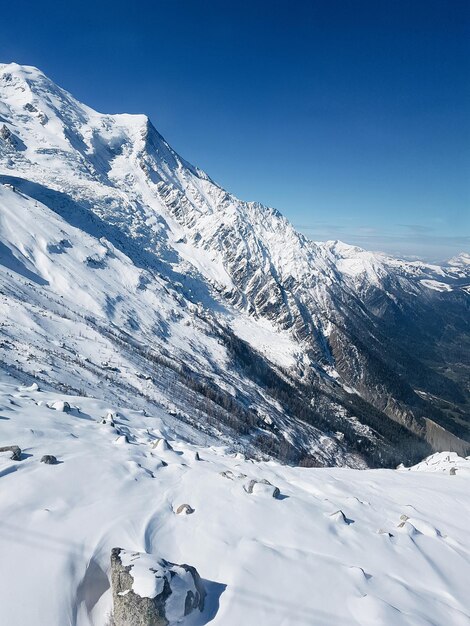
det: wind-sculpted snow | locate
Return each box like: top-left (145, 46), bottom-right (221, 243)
top-left (0, 375), bottom-right (469, 625)
top-left (0, 62), bottom-right (469, 465)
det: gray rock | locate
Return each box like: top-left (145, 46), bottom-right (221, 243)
top-left (115, 434), bottom-right (129, 445)
top-left (176, 503), bottom-right (194, 515)
top-left (151, 438), bottom-right (172, 451)
top-left (24, 102), bottom-right (38, 113)
top-left (49, 400), bottom-right (71, 412)
top-left (0, 445), bottom-right (21, 461)
top-left (330, 510), bottom-right (347, 523)
top-left (450, 467), bottom-right (457, 475)
top-left (399, 514), bottom-right (409, 524)
top-left (110, 547), bottom-right (205, 626)
top-left (220, 470), bottom-right (235, 480)
top-left (244, 478), bottom-right (280, 498)
top-left (41, 455), bottom-right (58, 465)
top-left (0, 124), bottom-right (11, 140)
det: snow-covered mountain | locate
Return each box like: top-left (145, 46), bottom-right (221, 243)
top-left (0, 62), bottom-right (469, 468)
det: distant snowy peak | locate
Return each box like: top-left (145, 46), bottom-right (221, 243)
top-left (449, 252), bottom-right (470, 268)
top-left (318, 240), bottom-right (391, 286)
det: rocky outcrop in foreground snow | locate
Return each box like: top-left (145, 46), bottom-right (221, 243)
top-left (110, 548), bottom-right (205, 626)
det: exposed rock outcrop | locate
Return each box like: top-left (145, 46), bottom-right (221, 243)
top-left (0, 445), bottom-right (21, 461)
top-left (244, 478), bottom-right (280, 498)
top-left (40, 455), bottom-right (58, 464)
top-left (175, 503), bottom-right (194, 515)
top-left (49, 400), bottom-right (71, 412)
top-left (110, 548), bottom-right (205, 626)
top-left (151, 438), bottom-right (173, 452)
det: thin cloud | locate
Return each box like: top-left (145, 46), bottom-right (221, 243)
top-left (397, 224), bottom-right (435, 234)
top-left (297, 226), bottom-right (470, 262)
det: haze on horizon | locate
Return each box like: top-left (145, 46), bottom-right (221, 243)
top-left (0, 0), bottom-right (468, 262)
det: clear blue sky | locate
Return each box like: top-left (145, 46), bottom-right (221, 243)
top-left (1, 0), bottom-right (469, 260)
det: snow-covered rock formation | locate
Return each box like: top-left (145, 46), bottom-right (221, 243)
top-left (110, 548), bottom-right (205, 626)
top-left (0, 62), bottom-right (469, 467)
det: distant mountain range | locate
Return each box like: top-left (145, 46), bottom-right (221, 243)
top-left (1, 62), bottom-right (469, 467)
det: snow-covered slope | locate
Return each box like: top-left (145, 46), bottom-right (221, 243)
top-left (0, 176), bottom-right (367, 468)
top-left (1, 375), bottom-right (469, 625)
top-left (0, 62), bottom-right (469, 467)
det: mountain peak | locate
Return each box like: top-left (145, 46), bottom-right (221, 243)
top-left (0, 61), bottom-right (61, 101)
top-left (0, 62), bottom-right (469, 473)
top-left (0, 61), bottom-right (44, 77)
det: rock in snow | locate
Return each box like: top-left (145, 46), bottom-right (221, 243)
top-left (244, 478), bottom-right (280, 498)
top-left (49, 400), bottom-right (71, 413)
top-left (18, 383), bottom-right (39, 392)
top-left (110, 548), bottom-right (205, 626)
top-left (115, 435), bottom-right (129, 445)
top-left (40, 454), bottom-right (58, 465)
top-left (175, 503), bottom-right (194, 515)
top-left (0, 445), bottom-right (21, 461)
top-left (151, 439), bottom-right (173, 452)
top-left (329, 510), bottom-right (353, 525)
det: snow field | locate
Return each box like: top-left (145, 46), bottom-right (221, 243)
top-left (0, 375), bottom-right (469, 625)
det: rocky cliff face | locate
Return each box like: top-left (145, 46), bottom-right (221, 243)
top-left (0, 62), bottom-right (468, 466)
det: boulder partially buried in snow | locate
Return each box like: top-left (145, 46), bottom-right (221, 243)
top-left (175, 504), bottom-right (194, 515)
top-left (40, 455), bottom-right (58, 465)
top-left (110, 548), bottom-right (205, 626)
top-left (48, 400), bottom-right (71, 413)
top-left (114, 435), bottom-right (129, 445)
top-left (18, 382), bottom-right (39, 392)
top-left (244, 478), bottom-right (280, 498)
top-left (0, 445), bottom-right (21, 461)
top-left (329, 510), bottom-right (354, 525)
top-left (151, 438), bottom-right (173, 452)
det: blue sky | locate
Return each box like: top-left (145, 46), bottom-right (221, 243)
top-left (1, 0), bottom-right (468, 260)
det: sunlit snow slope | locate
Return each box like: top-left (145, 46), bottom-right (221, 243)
top-left (1, 376), bottom-right (470, 626)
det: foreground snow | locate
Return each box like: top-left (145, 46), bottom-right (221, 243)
top-left (0, 373), bottom-right (469, 625)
